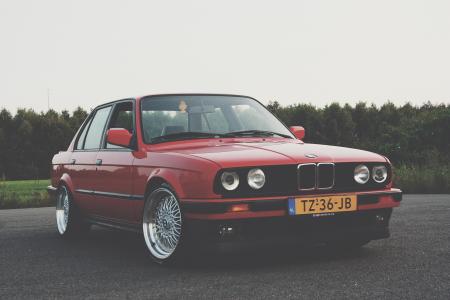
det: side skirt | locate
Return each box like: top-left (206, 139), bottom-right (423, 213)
top-left (86, 215), bottom-right (141, 233)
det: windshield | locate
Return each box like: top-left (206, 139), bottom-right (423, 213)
top-left (140, 95), bottom-right (294, 143)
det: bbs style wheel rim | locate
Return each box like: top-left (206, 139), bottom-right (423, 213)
top-left (56, 186), bottom-right (70, 234)
top-left (143, 188), bottom-right (182, 260)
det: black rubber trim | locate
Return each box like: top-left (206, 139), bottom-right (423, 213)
top-left (75, 189), bottom-right (144, 201)
top-left (358, 191), bottom-right (402, 204)
top-left (75, 189), bottom-right (93, 195)
top-left (358, 194), bottom-right (380, 205)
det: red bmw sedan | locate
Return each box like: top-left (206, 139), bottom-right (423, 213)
top-left (47, 94), bottom-right (402, 263)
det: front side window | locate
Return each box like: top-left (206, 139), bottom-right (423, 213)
top-left (140, 95), bottom-right (293, 143)
top-left (83, 106), bottom-right (112, 150)
top-left (105, 102), bottom-right (134, 149)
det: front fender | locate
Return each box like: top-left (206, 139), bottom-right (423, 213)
top-left (146, 168), bottom-right (188, 198)
top-left (145, 167), bottom-right (215, 199)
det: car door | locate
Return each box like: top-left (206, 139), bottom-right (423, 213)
top-left (68, 105), bottom-right (112, 214)
top-left (92, 100), bottom-right (138, 224)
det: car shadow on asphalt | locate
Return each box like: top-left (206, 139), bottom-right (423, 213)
top-left (176, 243), bottom-right (374, 271)
top-left (72, 226), bottom-right (378, 271)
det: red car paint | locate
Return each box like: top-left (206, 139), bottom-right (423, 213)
top-left (49, 95), bottom-right (401, 229)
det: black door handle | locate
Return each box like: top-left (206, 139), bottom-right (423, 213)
top-left (70, 159), bottom-right (76, 165)
top-left (96, 159), bottom-right (103, 166)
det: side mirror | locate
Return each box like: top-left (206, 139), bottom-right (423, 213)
top-left (106, 128), bottom-right (133, 148)
top-left (289, 126), bottom-right (305, 140)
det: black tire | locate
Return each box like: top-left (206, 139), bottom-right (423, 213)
top-left (56, 185), bottom-right (90, 238)
top-left (142, 183), bottom-right (185, 264)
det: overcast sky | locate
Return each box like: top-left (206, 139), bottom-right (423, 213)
top-left (1, 0), bottom-right (449, 113)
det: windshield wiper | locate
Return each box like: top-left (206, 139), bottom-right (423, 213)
top-left (150, 131), bottom-right (229, 144)
top-left (150, 130), bottom-right (292, 144)
top-left (225, 130), bottom-right (292, 139)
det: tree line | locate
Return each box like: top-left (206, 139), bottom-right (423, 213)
top-left (0, 108), bottom-right (88, 180)
top-left (0, 102), bottom-right (449, 180)
top-left (267, 101), bottom-right (450, 166)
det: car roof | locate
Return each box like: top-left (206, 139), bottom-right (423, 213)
top-left (93, 93), bottom-right (256, 110)
top-left (137, 93), bottom-right (254, 100)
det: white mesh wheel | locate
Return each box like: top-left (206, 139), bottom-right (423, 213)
top-left (143, 187), bottom-right (182, 261)
top-left (56, 186), bottom-right (70, 235)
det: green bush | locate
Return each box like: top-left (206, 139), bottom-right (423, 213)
top-left (393, 164), bottom-right (450, 194)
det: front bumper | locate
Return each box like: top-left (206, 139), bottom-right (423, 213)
top-left (181, 188), bottom-right (402, 221)
top-left (184, 208), bottom-right (393, 245)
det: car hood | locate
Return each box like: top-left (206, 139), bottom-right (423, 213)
top-left (154, 140), bottom-right (387, 168)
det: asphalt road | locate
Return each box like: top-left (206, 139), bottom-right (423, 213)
top-left (1, 195), bottom-right (449, 299)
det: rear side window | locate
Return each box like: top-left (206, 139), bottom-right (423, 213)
top-left (83, 106), bottom-right (112, 150)
top-left (75, 117), bottom-right (92, 150)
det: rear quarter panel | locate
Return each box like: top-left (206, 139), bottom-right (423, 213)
top-left (50, 151), bottom-right (72, 190)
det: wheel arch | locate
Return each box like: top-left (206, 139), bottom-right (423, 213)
top-left (144, 169), bottom-right (186, 200)
top-left (144, 176), bottom-right (169, 199)
top-left (56, 173), bottom-right (75, 195)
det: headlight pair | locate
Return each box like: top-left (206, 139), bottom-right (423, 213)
top-left (354, 164), bottom-right (388, 184)
top-left (221, 168), bottom-right (266, 191)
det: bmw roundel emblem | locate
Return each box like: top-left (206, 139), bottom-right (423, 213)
top-left (305, 154), bottom-right (318, 158)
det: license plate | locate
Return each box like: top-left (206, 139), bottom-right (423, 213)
top-left (288, 195), bottom-right (357, 216)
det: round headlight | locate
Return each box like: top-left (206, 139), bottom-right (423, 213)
top-left (247, 168), bottom-right (266, 190)
top-left (221, 171), bottom-right (239, 191)
top-left (354, 164), bottom-right (370, 184)
top-left (372, 165), bottom-right (388, 183)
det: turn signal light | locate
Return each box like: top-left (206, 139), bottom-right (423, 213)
top-left (228, 204), bottom-right (250, 212)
